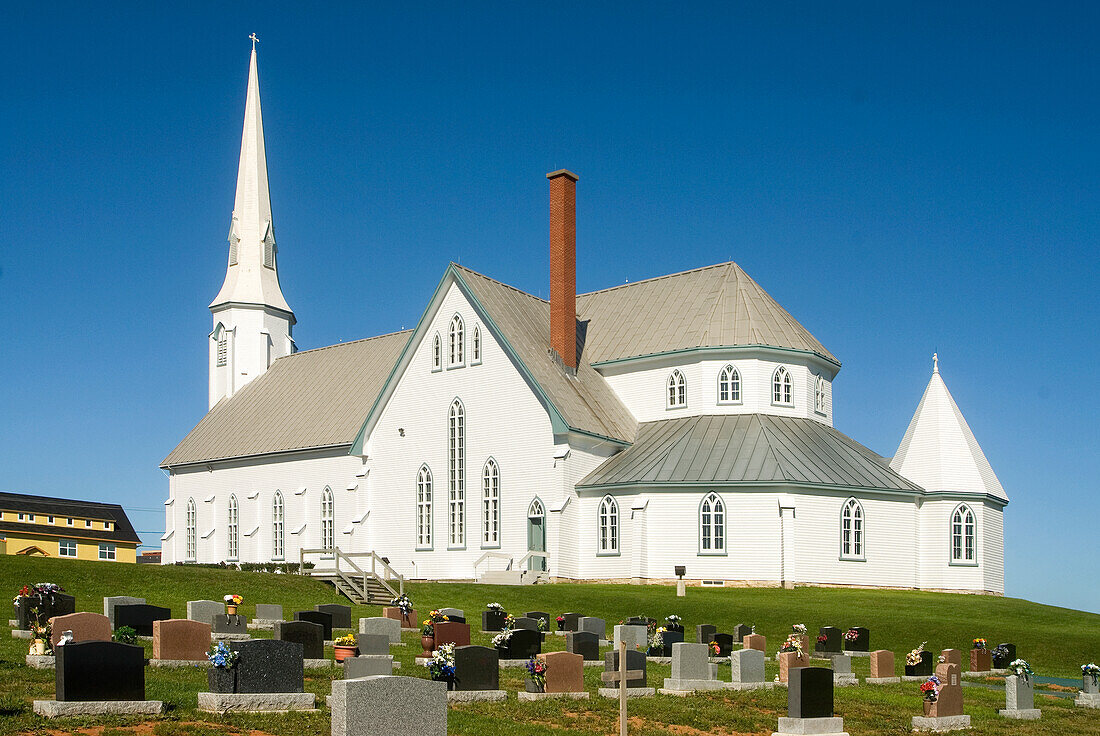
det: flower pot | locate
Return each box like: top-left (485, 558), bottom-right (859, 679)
top-left (208, 666), bottom-right (237, 694)
top-left (226, 604), bottom-right (238, 616)
top-left (431, 674), bottom-right (455, 691)
top-left (922, 700), bottom-right (933, 716)
top-left (33, 639), bottom-right (46, 656)
top-left (421, 635), bottom-right (435, 657)
top-left (334, 645), bottom-right (358, 663)
top-left (525, 677), bottom-right (545, 693)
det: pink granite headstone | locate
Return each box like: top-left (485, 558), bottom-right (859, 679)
top-left (49, 612), bottom-right (111, 650)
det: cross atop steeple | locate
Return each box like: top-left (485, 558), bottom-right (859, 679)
top-left (933, 352), bottom-right (939, 374)
top-left (249, 33), bottom-right (259, 50)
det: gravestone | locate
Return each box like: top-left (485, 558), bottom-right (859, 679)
top-left (970, 647), bottom-right (992, 673)
top-left (1000, 674), bottom-right (1040, 719)
top-left (344, 655), bottom-right (395, 678)
top-left (482, 610), bottom-right (507, 632)
top-left (663, 642), bottom-right (723, 691)
top-left (254, 604), bottom-right (283, 621)
top-left (274, 620), bottom-right (324, 660)
top-left (1077, 672), bottom-right (1100, 708)
top-left (868, 650), bottom-right (897, 681)
top-left (382, 606), bottom-right (417, 629)
top-left (541, 651), bottom-right (584, 693)
top-left (743, 633), bottom-right (766, 651)
top-left (567, 631), bottom-right (600, 661)
top-left (315, 604), bottom-right (352, 629)
top-left (356, 633), bottom-right (391, 656)
top-left (56, 641), bottom-right (144, 701)
top-left (579, 617), bottom-right (606, 639)
top-left (832, 654), bottom-right (856, 685)
top-left (816, 626), bottom-right (842, 654)
top-left (927, 663), bottom-right (963, 717)
top-left (360, 617), bottom-right (401, 644)
top-left (48, 612), bottom-right (111, 650)
top-left (905, 651), bottom-right (934, 677)
top-left (789, 666), bottom-right (833, 718)
top-left (115, 603), bottom-right (171, 636)
top-left (187, 600), bottom-right (224, 624)
top-left (439, 608), bottom-right (465, 624)
top-left (712, 633), bottom-right (734, 657)
top-left (230, 639), bottom-right (304, 693)
top-left (525, 611), bottom-right (551, 629)
top-left (992, 643), bottom-right (1017, 669)
top-left (844, 626), bottom-right (870, 652)
top-left (733, 624), bottom-right (753, 642)
top-left (604, 648), bottom-right (647, 688)
top-left (658, 628), bottom-right (685, 657)
top-left (453, 645), bottom-right (499, 691)
top-left (433, 621), bottom-right (471, 649)
top-left (513, 616), bottom-right (539, 632)
top-left (15, 593), bottom-right (76, 629)
top-left (103, 596), bottom-right (144, 629)
top-left (1083, 673), bottom-right (1100, 695)
top-left (779, 650), bottom-right (810, 683)
top-left (330, 675), bottom-right (447, 736)
top-left (696, 624), bottom-right (717, 644)
top-left (730, 648), bottom-right (766, 685)
top-left (941, 649), bottom-right (961, 668)
top-left (153, 619), bottom-right (210, 661)
top-left (210, 613), bottom-right (248, 636)
top-left (294, 610), bottom-right (333, 639)
top-left (561, 612), bottom-right (581, 631)
top-left (614, 623), bottom-right (647, 651)
top-left (497, 628), bottom-right (540, 660)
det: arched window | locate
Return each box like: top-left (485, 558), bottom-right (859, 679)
top-left (272, 491), bottom-right (285, 560)
top-left (482, 459), bottom-right (500, 547)
top-left (448, 399), bottom-right (466, 547)
top-left (215, 324), bottom-right (228, 368)
top-left (449, 315), bottom-right (464, 366)
top-left (840, 498), bottom-right (864, 559)
top-left (772, 366), bottom-right (793, 405)
top-left (598, 495), bottom-right (619, 554)
top-left (320, 487), bottom-right (334, 551)
top-left (951, 504), bottom-right (976, 563)
top-left (667, 370), bottom-right (686, 408)
top-left (700, 492), bottom-right (726, 553)
top-left (432, 334), bottom-right (442, 371)
top-left (718, 365), bottom-right (741, 404)
top-left (472, 326), bottom-right (482, 363)
top-left (185, 498), bottom-right (197, 561)
top-left (815, 375), bottom-right (827, 415)
top-left (227, 495), bottom-right (239, 561)
top-left (416, 465), bottom-right (433, 549)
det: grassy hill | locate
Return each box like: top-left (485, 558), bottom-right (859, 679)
top-left (2, 554), bottom-right (1099, 736)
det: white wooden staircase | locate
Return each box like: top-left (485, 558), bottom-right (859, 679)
top-left (299, 547), bottom-right (404, 605)
top-left (474, 551), bottom-right (550, 585)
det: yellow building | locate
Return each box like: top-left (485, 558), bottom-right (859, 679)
top-left (0, 492), bottom-right (140, 563)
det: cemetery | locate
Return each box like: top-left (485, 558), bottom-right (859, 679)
top-left (1, 553), bottom-right (1099, 736)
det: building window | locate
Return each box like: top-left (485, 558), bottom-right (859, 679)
top-left (472, 326), bottom-right (482, 364)
top-left (229, 238), bottom-right (238, 266)
top-left (416, 465), bottom-right (433, 549)
top-left (66, 518), bottom-right (74, 526)
top-left (718, 365), bottom-right (741, 404)
top-left (227, 495), bottom-right (239, 561)
top-left (59, 539), bottom-right (77, 558)
top-left (482, 458), bottom-right (500, 547)
top-left (951, 504), bottom-right (976, 564)
top-left (700, 492), bottom-right (726, 553)
top-left (103, 521), bottom-right (111, 530)
top-left (841, 498), bottom-right (865, 560)
top-left (598, 495), bottom-right (619, 555)
top-left (17, 512), bottom-right (25, 521)
top-left (272, 491), bottom-right (285, 560)
top-left (185, 498), bottom-right (197, 561)
top-left (263, 239), bottom-right (274, 269)
top-left (320, 487), bottom-right (334, 551)
top-left (667, 370), bottom-right (687, 408)
top-left (815, 375), bottom-right (827, 415)
top-left (85, 519), bottom-right (92, 528)
top-left (772, 366), bottom-right (793, 406)
top-left (448, 399), bottom-right (466, 547)
top-left (449, 315), bottom-right (465, 367)
top-left (98, 543), bottom-right (116, 561)
top-left (432, 333), bottom-right (442, 371)
top-left (216, 334), bottom-right (227, 367)
top-left (48, 516), bottom-right (54, 524)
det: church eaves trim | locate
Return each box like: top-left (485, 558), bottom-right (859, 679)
top-left (590, 343), bottom-right (841, 371)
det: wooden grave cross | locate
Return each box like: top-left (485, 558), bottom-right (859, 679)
top-left (597, 641), bottom-right (643, 736)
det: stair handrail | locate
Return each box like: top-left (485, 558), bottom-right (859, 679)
top-left (473, 550), bottom-right (513, 576)
top-left (516, 551), bottom-right (549, 575)
top-left (298, 547), bottom-right (404, 597)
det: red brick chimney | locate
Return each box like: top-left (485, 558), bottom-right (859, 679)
top-left (547, 169), bottom-right (578, 371)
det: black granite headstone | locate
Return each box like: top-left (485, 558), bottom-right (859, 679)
top-left (712, 633), bottom-right (734, 656)
top-left (733, 624), bottom-right (753, 642)
top-left (992, 643), bottom-right (1017, 669)
top-left (210, 613), bottom-right (248, 635)
top-left (844, 627), bottom-right (870, 652)
top-left (816, 626), bottom-right (842, 653)
top-left (904, 651), bottom-right (935, 677)
top-left (696, 624), bottom-right (717, 644)
top-left (604, 649), bottom-right (647, 688)
top-left (660, 629), bottom-right (685, 657)
top-left (230, 639), bottom-right (304, 693)
top-left (525, 611), bottom-right (550, 628)
top-left (56, 641), bottom-right (144, 701)
top-left (665, 622), bottom-right (684, 634)
top-left (567, 631), bottom-right (600, 661)
top-left (15, 593), bottom-right (76, 630)
top-left (482, 610), bottom-right (507, 632)
top-left (561, 612), bottom-right (581, 631)
top-left (114, 603), bottom-right (171, 636)
top-left (314, 604), bottom-right (352, 629)
top-left (275, 620), bottom-right (324, 659)
top-left (789, 666), bottom-right (833, 719)
top-left (498, 628), bottom-right (541, 660)
top-left (513, 616), bottom-right (539, 632)
top-left (454, 645), bottom-right (499, 691)
top-left (294, 610), bottom-right (333, 639)
top-left (356, 633), bottom-right (390, 655)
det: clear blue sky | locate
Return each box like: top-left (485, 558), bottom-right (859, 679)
top-left (2, 2), bottom-right (1097, 613)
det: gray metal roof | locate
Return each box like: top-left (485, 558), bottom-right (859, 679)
top-left (576, 261), bottom-right (838, 365)
top-left (577, 414), bottom-right (921, 492)
top-left (162, 330), bottom-right (411, 467)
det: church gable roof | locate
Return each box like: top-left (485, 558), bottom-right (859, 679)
top-left (162, 330), bottom-right (410, 467)
top-left (578, 413), bottom-right (920, 492)
top-left (575, 261), bottom-right (838, 366)
top-left (890, 367), bottom-right (1007, 502)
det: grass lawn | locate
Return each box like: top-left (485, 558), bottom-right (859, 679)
top-left (2, 554), bottom-right (1099, 735)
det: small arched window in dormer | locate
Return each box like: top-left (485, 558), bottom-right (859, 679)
top-left (815, 375), bottom-right (827, 414)
top-left (432, 334), bottom-right (442, 371)
top-left (772, 366), bottom-right (793, 406)
top-left (718, 365), bottom-right (741, 404)
top-left (667, 370), bottom-right (687, 408)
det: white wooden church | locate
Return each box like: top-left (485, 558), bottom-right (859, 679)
top-left (161, 47), bottom-right (1008, 595)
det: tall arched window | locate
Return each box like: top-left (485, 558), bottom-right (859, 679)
top-left (272, 491), bottom-right (285, 560)
top-left (667, 370), bottom-right (686, 408)
top-left (432, 334), bottom-right (442, 371)
top-left (448, 399), bottom-right (466, 547)
top-left (320, 487), bottom-right (334, 551)
top-left (416, 465), bottom-right (433, 549)
top-left (772, 366), bottom-right (793, 405)
top-left (840, 498), bottom-right (864, 559)
top-left (482, 459), bottom-right (500, 547)
top-left (815, 375), bottom-right (827, 414)
top-left (700, 492), bottom-right (726, 553)
top-left (718, 365), bottom-right (741, 404)
top-left (598, 495), bottom-right (619, 554)
top-left (185, 498), bottom-right (197, 561)
top-left (227, 495), bottom-right (239, 561)
top-left (472, 326), bottom-right (482, 363)
top-left (449, 315), bottom-right (464, 366)
top-left (951, 504), bottom-right (976, 563)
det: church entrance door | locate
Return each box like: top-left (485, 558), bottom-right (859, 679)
top-left (527, 498), bottom-right (546, 572)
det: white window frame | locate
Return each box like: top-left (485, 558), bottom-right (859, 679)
top-left (272, 491), bottom-right (285, 560)
top-left (98, 543), bottom-right (116, 561)
top-left (482, 458), bottom-right (500, 548)
top-left (185, 498), bottom-right (197, 561)
top-left (216, 333), bottom-right (228, 368)
top-left (59, 539), bottom-right (77, 558)
top-left (320, 487), bottom-right (335, 552)
top-left (840, 497), bottom-right (865, 561)
top-left (772, 366), bottom-right (793, 406)
top-left (449, 315), bottom-right (465, 368)
top-left (431, 333), bottom-right (442, 372)
top-left (416, 465), bottom-right (434, 550)
top-left (699, 492), bottom-right (726, 555)
top-left (448, 399), bottom-right (466, 548)
top-left (471, 326), bottom-right (482, 364)
top-left (717, 364), bottom-right (741, 405)
top-left (950, 503), bottom-right (977, 566)
top-left (227, 494), bottom-right (239, 561)
top-left (597, 495), bottom-right (619, 556)
top-left (667, 369), bottom-right (687, 408)
top-left (814, 375), bottom-right (827, 415)
top-left (66, 517), bottom-right (74, 526)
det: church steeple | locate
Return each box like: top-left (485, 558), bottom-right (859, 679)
top-left (208, 38), bottom-right (296, 409)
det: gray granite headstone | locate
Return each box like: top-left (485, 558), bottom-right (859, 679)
top-left (579, 617), bottom-right (606, 639)
top-left (356, 633), bottom-right (390, 655)
top-left (833, 655), bottom-right (852, 674)
top-left (343, 655), bottom-right (394, 679)
top-left (360, 616), bottom-right (401, 644)
top-left (439, 608), bottom-right (465, 623)
top-left (255, 604), bottom-right (284, 620)
top-left (331, 675), bottom-right (446, 736)
top-left (454, 645), bottom-right (499, 691)
top-left (103, 596), bottom-right (145, 629)
top-left (56, 641), bottom-right (144, 701)
top-left (604, 649), bottom-right (646, 688)
top-left (513, 617), bottom-right (539, 632)
top-left (230, 639), bottom-right (304, 693)
top-left (696, 624), bottom-right (717, 644)
top-left (187, 600), bottom-right (224, 623)
top-left (274, 620), bottom-right (324, 660)
top-left (1084, 674), bottom-right (1100, 695)
top-left (315, 604), bottom-right (352, 629)
top-left (294, 610), bottom-right (333, 639)
top-left (567, 631), bottom-right (600, 661)
top-left (614, 624), bottom-right (647, 651)
top-left (672, 642), bottom-right (711, 680)
top-left (733, 624), bottom-right (753, 642)
top-left (731, 648), bottom-right (765, 683)
top-left (1006, 675), bottom-right (1035, 710)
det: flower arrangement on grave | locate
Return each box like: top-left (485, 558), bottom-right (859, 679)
top-left (113, 626), bottom-right (137, 645)
top-left (647, 627), bottom-right (667, 655)
top-left (971, 637), bottom-right (987, 650)
top-left (486, 602), bottom-right (505, 612)
top-left (223, 593), bottom-right (243, 614)
top-left (556, 615), bottom-right (565, 630)
top-left (665, 615), bottom-right (683, 632)
top-left (906, 642), bottom-right (928, 666)
top-left (816, 634), bottom-right (829, 645)
top-left (390, 593), bottom-right (413, 615)
top-left (428, 642), bottom-right (456, 682)
top-left (207, 641), bottom-right (239, 669)
top-left (710, 641), bottom-right (721, 656)
top-left (525, 656), bottom-right (547, 691)
top-left (844, 628), bottom-right (860, 642)
top-left (792, 623), bottom-right (807, 635)
top-left (421, 610), bottom-right (449, 637)
top-left (665, 615), bottom-right (682, 625)
top-left (333, 634), bottom-right (358, 662)
top-left (536, 617), bottom-right (549, 632)
top-left (1083, 663), bottom-right (1100, 683)
top-left (27, 609), bottom-right (51, 655)
top-left (504, 614), bottom-right (516, 630)
top-left (992, 643), bottom-right (1010, 661)
top-left (1007, 658), bottom-right (1033, 681)
top-left (919, 675), bottom-right (941, 702)
top-left (13, 582), bottom-right (64, 606)
top-left (491, 629), bottom-right (514, 648)
top-left (780, 634), bottom-right (805, 657)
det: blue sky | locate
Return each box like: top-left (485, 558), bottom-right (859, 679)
top-left (1, 2), bottom-right (1097, 613)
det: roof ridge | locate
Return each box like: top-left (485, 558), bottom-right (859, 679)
top-left (0, 491), bottom-right (127, 509)
top-left (452, 263), bottom-right (548, 304)
top-left (280, 329), bottom-right (413, 358)
top-left (577, 261), bottom-right (736, 297)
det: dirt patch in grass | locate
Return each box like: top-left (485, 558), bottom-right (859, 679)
top-left (626, 717), bottom-right (768, 736)
top-left (19, 724), bottom-right (278, 736)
